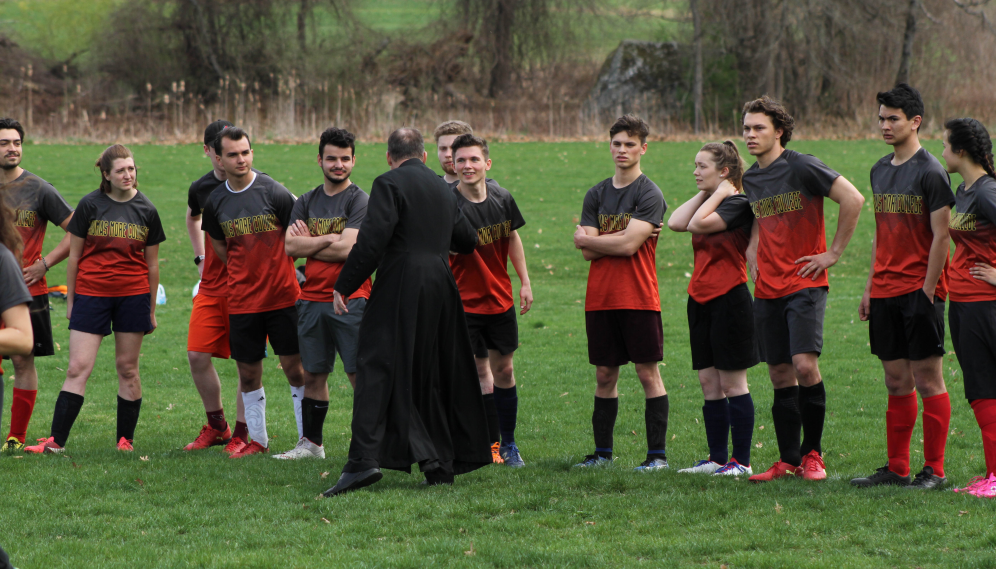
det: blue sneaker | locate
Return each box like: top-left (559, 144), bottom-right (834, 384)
top-left (574, 454), bottom-right (612, 468)
top-left (634, 456), bottom-right (668, 472)
top-left (499, 442), bottom-right (525, 468)
top-left (713, 459), bottom-right (753, 477)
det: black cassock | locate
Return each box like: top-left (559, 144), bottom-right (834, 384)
top-left (334, 158), bottom-right (492, 475)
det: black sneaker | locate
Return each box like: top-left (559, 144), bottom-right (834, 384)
top-left (850, 463), bottom-right (911, 487)
top-left (908, 466), bottom-right (947, 490)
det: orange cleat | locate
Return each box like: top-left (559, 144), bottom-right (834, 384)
top-left (491, 442), bottom-right (504, 464)
top-left (224, 436), bottom-right (248, 455)
top-left (748, 460), bottom-right (802, 483)
top-left (117, 437), bottom-right (134, 452)
top-left (229, 440), bottom-right (268, 458)
top-left (798, 450), bottom-right (826, 480)
top-left (24, 437), bottom-right (64, 454)
top-left (184, 424), bottom-right (232, 451)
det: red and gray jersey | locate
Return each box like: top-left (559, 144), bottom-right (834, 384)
top-left (949, 176), bottom-right (996, 302)
top-left (870, 148), bottom-right (953, 299)
top-left (688, 194), bottom-right (753, 304)
top-left (201, 172), bottom-right (300, 314)
top-left (1, 170), bottom-right (73, 296)
top-left (742, 149), bottom-right (840, 299)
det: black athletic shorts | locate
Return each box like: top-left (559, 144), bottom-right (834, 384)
top-left (69, 294), bottom-right (153, 336)
top-left (585, 309), bottom-right (663, 367)
top-left (949, 300), bottom-right (996, 400)
top-left (229, 305), bottom-right (300, 363)
top-left (465, 307), bottom-right (518, 358)
top-left (869, 290), bottom-right (945, 361)
top-left (687, 283), bottom-right (760, 371)
top-left (754, 287), bottom-right (827, 366)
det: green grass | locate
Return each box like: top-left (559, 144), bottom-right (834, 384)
top-left (2, 140), bottom-right (995, 568)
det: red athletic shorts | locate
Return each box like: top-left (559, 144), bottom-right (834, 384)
top-left (187, 294), bottom-right (230, 359)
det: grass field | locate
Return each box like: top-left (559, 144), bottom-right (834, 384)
top-left (2, 139), bottom-right (995, 568)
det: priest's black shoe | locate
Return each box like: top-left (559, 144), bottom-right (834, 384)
top-left (323, 468), bottom-right (383, 497)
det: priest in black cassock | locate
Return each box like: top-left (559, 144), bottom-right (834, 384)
top-left (323, 127), bottom-right (492, 496)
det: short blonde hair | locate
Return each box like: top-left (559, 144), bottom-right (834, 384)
top-left (433, 120), bottom-right (473, 141)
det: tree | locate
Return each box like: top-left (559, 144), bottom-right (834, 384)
top-left (690, 0), bottom-right (703, 133)
top-left (895, 0), bottom-right (920, 85)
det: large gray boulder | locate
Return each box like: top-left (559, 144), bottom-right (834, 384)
top-left (587, 40), bottom-right (686, 124)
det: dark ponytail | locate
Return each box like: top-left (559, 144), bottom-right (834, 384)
top-left (944, 118), bottom-right (995, 179)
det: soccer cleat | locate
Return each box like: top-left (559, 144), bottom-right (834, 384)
top-left (2, 436), bottom-right (24, 453)
top-left (954, 474), bottom-right (993, 495)
top-left (499, 442), bottom-right (525, 468)
top-left (491, 442), bottom-right (505, 464)
top-left (678, 459), bottom-right (723, 474)
top-left (117, 437), bottom-right (134, 452)
top-left (574, 454), bottom-right (612, 468)
top-left (183, 424), bottom-right (232, 451)
top-left (850, 463), bottom-right (911, 487)
top-left (273, 437), bottom-right (326, 460)
top-left (955, 474), bottom-right (996, 497)
top-left (24, 437), bottom-right (64, 454)
top-left (908, 466), bottom-right (947, 490)
top-left (714, 459), bottom-right (752, 477)
top-left (224, 436), bottom-right (248, 456)
top-left (799, 450), bottom-right (827, 480)
top-left (229, 440), bottom-right (268, 458)
top-left (634, 456), bottom-right (669, 471)
top-left (748, 461), bottom-right (802, 483)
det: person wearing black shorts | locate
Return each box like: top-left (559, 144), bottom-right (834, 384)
top-left (851, 85), bottom-right (954, 490)
top-left (448, 134), bottom-right (532, 468)
top-left (201, 127), bottom-right (305, 459)
top-left (740, 97), bottom-right (865, 483)
top-left (0, 117), bottom-right (74, 452)
top-left (668, 141), bottom-right (759, 477)
top-left (572, 115), bottom-right (669, 471)
top-left (26, 145), bottom-right (166, 454)
top-left (942, 118), bottom-right (996, 496)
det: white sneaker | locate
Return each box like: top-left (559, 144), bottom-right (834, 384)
top-left (713, 460), bottom-right (752, 476)
top-left (272, 437), bottom-right (325, 460)
top-left (678, 459), bottom-right (723, 474)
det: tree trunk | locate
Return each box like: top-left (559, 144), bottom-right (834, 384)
top-left (895, 0), bottom-right (919, 85)
top-left (298, 0), bottom-right (311, 54)
top-left (488, 0), bottom-right (517, 98)
top-left (691, 0), bottom-right (703, 134)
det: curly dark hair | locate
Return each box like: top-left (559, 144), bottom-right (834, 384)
top-left (450, 133), bottom-right (489, 160)
top-left (0, 117), bottom-right (24, 142)
top-left (319, 127), bottom-right (356, 157)
top-left (944, 117), bottom-right (995, 179)
top-left (609, 115), bottom-right (650, 144)
top-left (742, 96), bottom-right (795, 147)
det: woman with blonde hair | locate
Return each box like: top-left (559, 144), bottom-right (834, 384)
top-left (26, 144), bottom-right (165, 453)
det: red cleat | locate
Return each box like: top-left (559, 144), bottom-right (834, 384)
top-left (117, 437), bottom-right (134, 452)
top-left (799, 450), bottom-right (826, 480)
top-left (184, 424), bottom-right (232, 450)
top-left (229, 440), bottom-right (268, 458)
top-left (224, 436), bottom-right (248, 456)
top-left (748, 460), bottom-right (802, 483)
top-left (24, 437), bottom-right (64, 454)
top-left (491, 442), bottom-right (504, 464)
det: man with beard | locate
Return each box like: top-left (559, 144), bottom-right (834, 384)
top-left (0, 117), bottom-right (74, 452)
top-left (323, 127), bottom-right (491, 495)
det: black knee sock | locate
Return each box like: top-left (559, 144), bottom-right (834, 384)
top-left (771, 386), bottom-right (802, 466)
top-left (51, 391), bottom-right (84, 447)
top-left (799, 382), bottom-right (826, 456)
top-left (482, 393), bottom-right (500, 445)
top-left (728, 393), bottom-right (755, 466)
top-left (493, 385), bottom-right (518, 444)
top-left (116, 396), bottom-right (142, 442)
top-left (592, 396), bottom-right (618, 458)
top-left (702, 398), bottom-right (730, 464)
top-left (645, 394), bottom-right (669, 459)
top-left (302, 397), bottom-right (329, 446)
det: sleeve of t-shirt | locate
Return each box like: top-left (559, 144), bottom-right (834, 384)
top-left (145, 207), bottom-right (167, 246)
top-left (201, 198), bottom-right (225, 241)
top-left (632, 180), bottom-right (665, 227)
top-left (975, 181), bottom-right (996, 226)
top-left (345, 190), bottom-right (368, 230)
top-left (66, 197), bottom-right (92, 239)
top-left (505, 191), bottom-right (525, 231)
top-left (580, 187), bottom-right (600, 228)
top-left (922, 166), bottom-right (955, 212)
top-left (289, 191), bottom-right (309, 227)
top-left (187, 183), bottom-right (202, 215)
top-left (0, 247), bottom-right (31, 314)
top-left (716, 195), bottom-right (754, 230)
top-left (38, 183), bottom-right (73, 226)
top-left (271, 184), bottom-right (297, 229)
top-left (790, 153), bottom-right (840, 197)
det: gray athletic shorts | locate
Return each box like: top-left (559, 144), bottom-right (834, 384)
top-left (754, 287), bottom-right (827, 366)
top-left (296, 297), bottom-right (365, 374)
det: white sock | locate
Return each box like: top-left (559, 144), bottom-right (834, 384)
top-left (242, 387), bottom-right (268, 449)
top-left (291, 385), bottom-right (305, 440)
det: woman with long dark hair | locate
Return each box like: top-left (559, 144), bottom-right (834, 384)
top-left (26, 144), bottom-right (165, 453)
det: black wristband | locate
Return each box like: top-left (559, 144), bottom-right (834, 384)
top-left (194, 255), bottom-right (205, 266)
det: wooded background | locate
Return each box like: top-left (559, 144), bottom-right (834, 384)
top-left (2, 0), bottom-right (994, 142)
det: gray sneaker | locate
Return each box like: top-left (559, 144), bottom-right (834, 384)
top-left (273, 437), bottom-right (325, 460)
top-left (634, 456), bottom-right (669, 472)
top-left (499, 442), bottom-right (525, 468)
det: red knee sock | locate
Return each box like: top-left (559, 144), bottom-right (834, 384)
top-left (921, 392), bottom-right (951, 478)
top-left (7, 388), bottom-right (37, 443)
top-left (886, 392), bottom-right (918, 477)
top-left (971, 399), bottom-right (996, 477)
